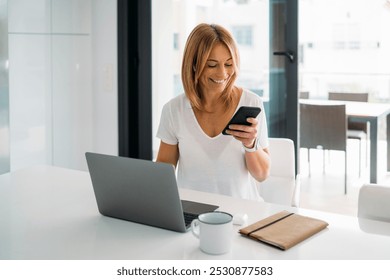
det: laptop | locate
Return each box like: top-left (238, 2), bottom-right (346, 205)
top-left (85, 152), bottom-right (219, 232)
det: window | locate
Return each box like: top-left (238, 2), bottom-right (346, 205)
top-left (232, 26), bottom-right (253, 47)
top-left (152, 0), bottom-right (268, 157)
top-left (333, 23), bottom-right (361, 50)
top-left (173, 33), bottom-right (179, 50)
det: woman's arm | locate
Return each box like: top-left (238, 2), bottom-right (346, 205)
top-left (244, 147), bottom-right (270, 182)
top-left (156, 141), bottom-right (180, 168)
top-left (225, 117), bottom-right (270, 182)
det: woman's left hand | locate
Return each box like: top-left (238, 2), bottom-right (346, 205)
top-left (225, 117), bottom-right (258, 148)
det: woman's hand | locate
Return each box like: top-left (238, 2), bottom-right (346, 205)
top-left (225, 117), bottom-right (258, 148)
top-left (226, 117), bottom-right (269, 181)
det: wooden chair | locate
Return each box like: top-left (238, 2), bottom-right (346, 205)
top-left (358, 184), bottom-right (390, 223)
top-left (299, 102), bottom-right (348, 194)
top-left (328, 92), bottom-right (369, 176)
top-left (259, 138), bottom-right (300, 207)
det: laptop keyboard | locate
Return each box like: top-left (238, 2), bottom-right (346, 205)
top-left (183, 212), bottom-right (198, 228)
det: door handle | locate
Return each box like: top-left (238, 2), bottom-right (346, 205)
top-left (273, 51), bottom-right (294, 63)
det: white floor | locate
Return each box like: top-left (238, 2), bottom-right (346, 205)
top-left (299, 139), bottom-right (390, 217)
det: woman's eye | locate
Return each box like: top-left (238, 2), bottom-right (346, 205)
top-left (206, 63), bottom-right (232, 68)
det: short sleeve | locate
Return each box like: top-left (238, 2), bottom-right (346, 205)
top-left (156, 102), bottom-right (178, 145)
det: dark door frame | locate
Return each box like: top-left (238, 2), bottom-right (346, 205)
top-left (117, 0), bottom-right (152, 160)
top-left (269, 0), bottom-right (299, 173)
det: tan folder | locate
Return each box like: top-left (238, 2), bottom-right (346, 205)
top-left (239, 211), bottom-right (328, 250)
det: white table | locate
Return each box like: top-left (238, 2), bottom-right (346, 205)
top-left (1, 165), bottom-right (390, 260)
top-left (300, 99), bottom-right (390, 183)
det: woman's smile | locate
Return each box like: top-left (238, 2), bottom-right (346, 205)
top-left (210, 78), bottom-right (228, 84)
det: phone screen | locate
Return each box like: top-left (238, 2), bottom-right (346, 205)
top-left (222, 106), bottom-right (261, 135)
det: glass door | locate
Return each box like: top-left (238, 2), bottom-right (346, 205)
top-left (298, 0), bottom-right (390, 181)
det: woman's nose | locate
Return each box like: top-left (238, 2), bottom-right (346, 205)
top-left (217, 65), bottom-right (228, 77)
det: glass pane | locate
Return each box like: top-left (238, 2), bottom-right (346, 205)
top-left (152, 0), bottom-right (269, 158)
top-left (299, 0), bottom-right (390, 103)
top-left (298, 0), bottom-right (390, 185)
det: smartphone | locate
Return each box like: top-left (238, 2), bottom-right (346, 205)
top-left (222, 106), bottom-right (261, 135)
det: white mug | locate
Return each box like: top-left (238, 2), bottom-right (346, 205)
top-left (191, 211), bottom-right (233, 255)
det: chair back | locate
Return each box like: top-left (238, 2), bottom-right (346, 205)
top-left (328, 92), bottom-right (368, 102)
top-left (299, 91), bottom-right (309, 99)
top-left (300, 102), bottom-right (347, 152)
top-left (328, 92), bottom-right (368, 132)
top-left (358, 184), bottom-right (390, 223)
top-left (259, 138), bottom-right (300, 207)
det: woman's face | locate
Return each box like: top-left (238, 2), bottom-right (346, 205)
top-left (198, 42), bottom-right (235, 95)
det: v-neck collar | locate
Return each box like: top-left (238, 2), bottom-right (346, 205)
top-left (186, 90), bottom-right (245, 140)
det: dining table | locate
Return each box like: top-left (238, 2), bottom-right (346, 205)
top-left (300, 99), bottom-right (390, 183)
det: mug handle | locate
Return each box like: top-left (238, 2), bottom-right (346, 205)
top-left (191, 219), bottom-right (200, 239)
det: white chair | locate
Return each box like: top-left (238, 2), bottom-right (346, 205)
top-left (258, 138), bottom-right (300, 207)
top-left (358, 183), bottom-right (390, 223)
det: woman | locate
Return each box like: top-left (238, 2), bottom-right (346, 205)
top-left (156, 23), bottom-right (270, 201)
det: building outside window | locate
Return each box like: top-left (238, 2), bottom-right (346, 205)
top-left (232, 25), bottom-right (253, 47)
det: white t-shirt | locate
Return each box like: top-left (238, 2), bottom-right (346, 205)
top-left (156, 89), bottom-right (269, 201)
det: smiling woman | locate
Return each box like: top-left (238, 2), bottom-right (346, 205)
top-left (155, 23), bottom-right (270, 201)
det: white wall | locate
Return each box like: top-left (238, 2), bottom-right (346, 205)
top-left (0, 0), bottom-right (10, 174)
top-left (9, 0), bottom-right (54, 169)
top-left (8, 0), bottom-right (117, 171)
top-left (91, 0), bottom-right (118, 157)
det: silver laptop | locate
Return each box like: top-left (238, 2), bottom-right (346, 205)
top-left (85, 152), bottom-right (218, 232)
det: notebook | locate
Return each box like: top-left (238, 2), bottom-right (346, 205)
top-left (85, 152), bottom-right (219, 232)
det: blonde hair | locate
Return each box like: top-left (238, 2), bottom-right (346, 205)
top-left (181, 23), bottom-right (240, 111)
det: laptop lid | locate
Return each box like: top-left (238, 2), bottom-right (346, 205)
top-left (85, 152), bottom-right (218, 233)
